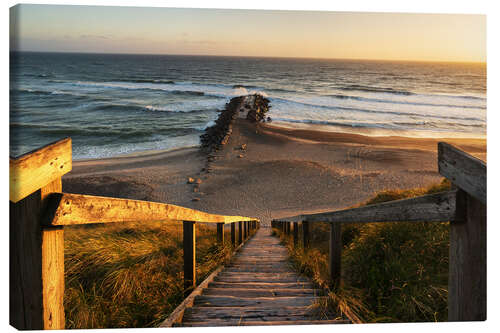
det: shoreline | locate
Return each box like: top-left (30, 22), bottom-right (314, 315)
top-left (259, 122), bottom-right (486, 155)
top-left (72, 122), bottom-right (486, 164)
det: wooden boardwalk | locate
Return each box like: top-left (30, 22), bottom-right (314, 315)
top-left (173, 227), bottom-right (343, 327)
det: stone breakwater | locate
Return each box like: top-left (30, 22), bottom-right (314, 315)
top-left (200, 94), bottom-right (270, 153)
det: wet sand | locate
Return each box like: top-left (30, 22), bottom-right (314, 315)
top-left (63, 120), bottom-right (486, 225)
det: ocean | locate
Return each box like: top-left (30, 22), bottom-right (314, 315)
top-left (10, 52), bottom-right (486, 160)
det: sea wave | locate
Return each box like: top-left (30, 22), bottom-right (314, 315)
top-left (11, 87), bottom-right (89, 99)
top-left (325, 93), bottom-right (486, 110)
top-left (272, 117), bottom-right (485, 131)
top-left (338, 84), bottom-right (413, 95)
top-left (269, 97), bottom-right (485, 122)
top-left (69, 81), bottom-right (236, 98)
top-left (143, 104), bottom-right (218, 113)
top-left (126, 79), bottom-right (176, 84)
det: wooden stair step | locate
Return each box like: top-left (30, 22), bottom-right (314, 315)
top-left (202, 288), bottom-right (321, 297)
top-left (182, 305), bottom-right (321, 321)
top-left (214, 276), bottom-right (309, 283)
top-left (208, 282), bottom-right (315, 289)
top-left (234, 256), bottom-right (288, 260)
top-left (180, 319), bottom-right (349, 327)
top-left (224, 268), bottom-right (291, 273)
top-left (218, 272), bottom-right (300, 277)
top-left (193, 295), bottom-right (320, 307)
top-left (226, 263), bottom-right (291, 268)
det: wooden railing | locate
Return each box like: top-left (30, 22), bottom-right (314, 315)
top-left (272, 142), bottom-right (486, 322)
top-left (9, 138), bottom-right (260, 330)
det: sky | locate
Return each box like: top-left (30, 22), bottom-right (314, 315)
top-left (9, 4), bottom-right (486, 63)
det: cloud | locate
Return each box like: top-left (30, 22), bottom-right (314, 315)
top-left (79, 34), bottom-right (110, 40)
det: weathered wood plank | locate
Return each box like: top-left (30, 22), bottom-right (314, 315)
top-left (10, 138), bottom-right (72, 203)
top-left (227, 263), bottom-right (291, 267)
top-left (194, 295), bottom-right (319, 307)
top-left (183, 221), bottom-right (196, 296)
top-left (329, 222), bottom-right (342, 285)
top-left (10, 178), bottom-right (65, 330)
top-left (218, 271), bottom-right (299, 276)
top-left (293, 222), bottom-right (298, 246)
top-left (232, 258), bottom-right (288, 263)
top-left (439, 142), bottom-right (486, 204)
top-left (41, 178), bottom-right (65, 330)
top-left (207, 282), bottom-right (314, 289)
top-left (41, 227), bottom-right (64, 329)
top-left (231, 223), bottom-right (236, 247)
top-left (214, 276), bottom-right (309, 283)
top-left (216, 273), bottom-right (303, 281)
top-left (202, 288), bottom-right (320, 297)
top-left (183, 306), bottom-right (318, 321)
top-left (217, 223), bottom-right (224, 245)
top-left (43, 192), bottom-right (258, 226)
top-left (10, 191), bottom-right (44, 330)
top-left (448, 190), bottom-right (486, 321)
top-left (224, 267), bottom-right (290, 273)
top-left (238, 221), bottom-right (243, 244)
top-left (281, 190), bottom-right (456, 224)
top-left (181, 319), bottom-right (349, 327)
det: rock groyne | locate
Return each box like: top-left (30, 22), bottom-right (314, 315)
top-left (200, 94), bottom-right (270, 153)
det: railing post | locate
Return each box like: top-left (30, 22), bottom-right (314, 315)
top-left (10, 179), bottom-right (66, 330)
top-left (302, 221), bottom-right (310, 249)
top-left (293, 222), bottom-right (298, 246)
top-left (231, 223), bottom-right (236, 247)
top-left (10, 138), bottom-right (71, 330)
top-left (238, 221), bottom-right (243, 244)
top-left (183, 221), bottom-right (196, 296)
top-left (286, 222), bottom-right (291, 236)
top-left (216, 222), bottom-right (224, 246)
top-left (329, 222), bottom-right (342, 286)
top-left (244, 221), bottom-right (248, 239)
top-left (448, 189), bottom-right (486, 321)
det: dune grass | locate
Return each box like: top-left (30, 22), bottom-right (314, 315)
top-left (275, 178), bottom-right (451, 323)
top-left (64, 221), bottom-right (234, 329)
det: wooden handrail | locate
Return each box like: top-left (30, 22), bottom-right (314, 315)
top-left (43, 192), bottom-right (258, 226)
top-left (9, 137), bottom-right (260, 330)
top-left (438, 142), bottom-right (486, 204)
top-left (10, 137), bottom-right (72, 203)
top-left (273, 142), bottom-right (486, 322)
top-left (275, 190), bottom-right (456, 224)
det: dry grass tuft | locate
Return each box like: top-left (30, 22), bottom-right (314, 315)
top-left (277, 178), bottom-right (451, 323)
top-left (64, 221), bottom-right (233, 328)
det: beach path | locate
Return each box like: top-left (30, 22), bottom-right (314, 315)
top-left (176, 227), bottom-right (343, 327)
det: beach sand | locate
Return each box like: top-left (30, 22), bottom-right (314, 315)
top-left (63, 120), bottom-right (486, 224)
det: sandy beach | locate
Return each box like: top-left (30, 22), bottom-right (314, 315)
top-left (62, 116), bottom-right (486, 225)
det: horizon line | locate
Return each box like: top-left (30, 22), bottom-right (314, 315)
top-left (10, 49), bottom-right (487, 65)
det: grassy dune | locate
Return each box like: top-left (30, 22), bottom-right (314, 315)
top-left (276, 179), bottom-right (451, 323)
top-left (64, 221), bottom-right (233, 329)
